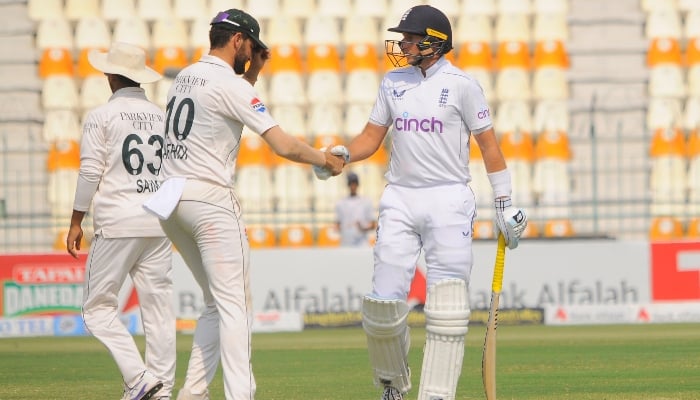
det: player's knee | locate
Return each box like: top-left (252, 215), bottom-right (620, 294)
top-left (424, 279), bottom-right (470, 336)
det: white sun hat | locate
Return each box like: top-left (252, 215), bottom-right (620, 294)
top-left (88, 42), bottom-right (162, 83)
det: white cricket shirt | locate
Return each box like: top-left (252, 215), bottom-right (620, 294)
top-left (335, 195), bottom-right (375, 246)
top-left (159, 55), bottom-right (278, 187)
top-left (369, 57), bottom-right (493, 187)
top-left (78, 87), bottom-right (166, 238)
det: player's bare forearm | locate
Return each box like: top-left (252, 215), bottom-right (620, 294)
top-left (474, 128), bottom-right (507, 173)
top-left (346, 122), bottom-right (389, 163)
top-left (263, 126), bottom-right (343, 174)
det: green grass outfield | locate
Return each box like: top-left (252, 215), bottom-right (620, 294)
top-left (0, 323), bottom-right (698, 399)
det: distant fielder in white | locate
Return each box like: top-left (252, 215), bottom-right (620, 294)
top-left (315, 5), bottom-right (528, 400)
top-left (335, 172), bottom-right (377, 246)
top-left (66, 42), bottom-right (175, 400)
top-left (143, 8), bottom-right (344, 400)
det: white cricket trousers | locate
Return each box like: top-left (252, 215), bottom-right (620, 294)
top-left (82, 235), bottom-right (175, 395)
top-left (160, 179), bottom-right (255, 400)
top-left (372, 183), bottom-right (476, 299)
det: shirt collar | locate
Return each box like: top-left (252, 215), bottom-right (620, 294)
top-left (109, 86), bottom-right (146, 101)
top-left (199, 54), bottom-right (231, 69)
top-left (421, 56), bottom-right (448, 79)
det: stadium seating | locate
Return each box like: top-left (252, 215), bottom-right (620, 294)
top-left (10, 0), bottom-right (690, 248)
top-left (532, 129), bottom-right (574, 237)
top-left (101, 0), bottom-right (137, 22)
top-left (649, 126), bottom-right (687, 217)
top-left (278, 223), bottom-right (315, 247)
top-left (246, 224), bottom-right (277, 248)
top-left (315, 224), bottom-right (341, 247)
top-left (236, 130), bottom-right (275, 214)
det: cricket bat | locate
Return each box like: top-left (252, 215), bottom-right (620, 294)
top-left (482, 233), bottom-right (507, 400)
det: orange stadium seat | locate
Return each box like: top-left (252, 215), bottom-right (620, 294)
top-left (499, 130), bottom-right (535, 194)
top-left (236, 132), bottom-right (275, 213)
top-left (53, 228), bottom-right (90, 251)
top-left (687, 218), bottom-right (700, 238)
top-left (38, 48), bottom-right (74, 78)
top-left (649, 216), bottom-right (684, 240)
top-left (543, 219), bottom-right (574, 238)
top-left (533, 130), bottom-right (574, 236)
top-left (76, 48), bottom-right (105, 78)
top-left (457, 41), bottom-right (493, 71)
top-left (267, 45), bottom-right (306, 106)
top-left (316, 224), bottom-right (341, 247)
top-left (495, 41), bottom-right (531, 101)
top-left (279, 224), bottom-right (314, 247)
top-left (47, 140), bottom-right (81, 218)
top-left (152, 18), bottom-right (189, 75)
top-left (246, 224), bottom-right (277, 248)
top-left (649, 127), bottom-right (687, 217)
top-left (533, 40), bottom-right (569, 69)
top-left (306, 45), bottom-right (344, 105)
top-left (499, 129), bottom-right (539, 238)
top-left (647, 37), bottom-right (682, 67)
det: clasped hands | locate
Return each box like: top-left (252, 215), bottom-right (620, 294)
top-left (314, 146), bottom-right (350, 180)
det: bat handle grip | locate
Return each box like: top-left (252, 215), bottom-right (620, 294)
top-left (492, 234), bottom-right (506, 293)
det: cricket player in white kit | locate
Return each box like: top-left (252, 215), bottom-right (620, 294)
top-left (335, 172), bottom-right (377, 246)
top-left (66, 42), bottom-right (175, 400)
top-left (143, 9), bottom-right (344, 400)
top-left (316, 5), bottom-right (528, 400)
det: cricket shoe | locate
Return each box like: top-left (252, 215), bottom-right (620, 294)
top-left (381, 385), bottom-right (403, 400)
top-left (122, 371), bottom-right (163, 400)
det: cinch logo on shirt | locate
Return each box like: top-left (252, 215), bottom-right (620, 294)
top-left (250, 98), bottom-right (266, 113)
top-left (394, 112), bottom-right (444, 134)
top-left (477, 108), bottom-right (491, 119)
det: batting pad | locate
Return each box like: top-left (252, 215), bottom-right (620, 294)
top-left (362, 296), bottom-right (412, 394)
top-left (418, 279), bottom-right (470, 400)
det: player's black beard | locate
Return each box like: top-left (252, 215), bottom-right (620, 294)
top-left (233, 53), bottom-right (247, 74)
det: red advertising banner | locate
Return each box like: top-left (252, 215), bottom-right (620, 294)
top-left (0, 254), bottom-right (87, 317)
top-left (651, 241), bottom-right (700, 301)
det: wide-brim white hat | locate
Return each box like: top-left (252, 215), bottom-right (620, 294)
top-left (88, 42), bottom-right (161, 84)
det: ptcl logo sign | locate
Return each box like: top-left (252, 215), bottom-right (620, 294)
top-left (651, 242), bottom-right (700, 301)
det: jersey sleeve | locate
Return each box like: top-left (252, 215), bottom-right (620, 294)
top-left (78, 110), bottom-right (107, 181)
top-left (460, 78), bottom-right (493, 134)
top-left (368, 76), bottom-right (392, 128)
top-left (219, 78), bottom-right (278, 135)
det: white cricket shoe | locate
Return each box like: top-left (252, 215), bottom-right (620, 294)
top-left (175, 388), bottom-right (210, 400)
top-left (381, 386), bottom-right (403, 400)
top-left (121, 371), bottom-right (163, 400)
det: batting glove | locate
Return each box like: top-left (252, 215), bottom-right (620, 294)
top-left (312, 147), bottom-right (332, 180)
top-left (493, 197), bottom-right (528, 249)
top-left (330, 145), bottom-right (350, 163)
top-left (313, 164), bottom-right (332, 180)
